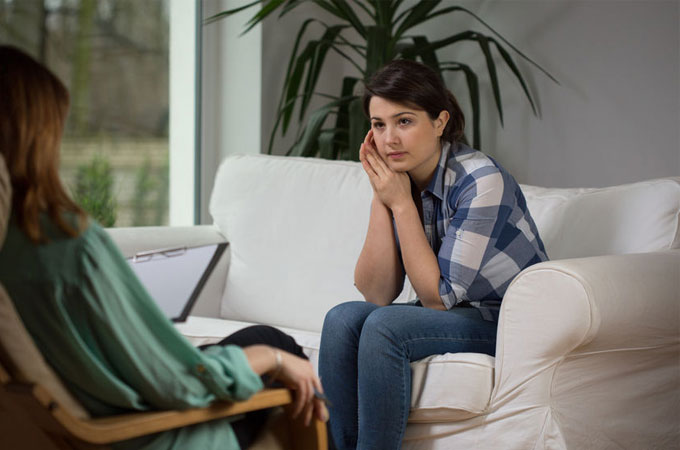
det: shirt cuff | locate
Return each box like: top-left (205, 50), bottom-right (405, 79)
top-left (200, 345), bottom-right (264, 401)
top-left (438, 278), bottom-right (460, 310)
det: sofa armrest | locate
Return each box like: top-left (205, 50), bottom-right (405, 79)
top-left (105, 226), bottom-right (229, 319)
top-left (490, 250), bottom-right (679, 446)
top-left (496, 250), bottom-right (679, 367)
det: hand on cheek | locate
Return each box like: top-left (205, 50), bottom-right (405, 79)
top-left (361, 143), bottom-right (412, 211)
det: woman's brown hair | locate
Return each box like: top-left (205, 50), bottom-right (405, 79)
top-left (362, 59), bottom-right (466, 145)
top-left (0, 46), bottom-right (86, 242)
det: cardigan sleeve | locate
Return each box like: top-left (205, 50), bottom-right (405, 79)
top-left (73, 223), bottom-right (264, 410)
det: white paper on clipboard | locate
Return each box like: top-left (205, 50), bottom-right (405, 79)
top-left (126, 243), bottom-right (227, 322)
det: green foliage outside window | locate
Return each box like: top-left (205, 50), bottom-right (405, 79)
top-left (73, 154), bottom-right (117, 227)
top-left (131, 156), bottom-right (169, 227)
top-left (2, 0), bottom-right (170, 227)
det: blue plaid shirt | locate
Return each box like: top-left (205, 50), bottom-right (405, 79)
top-left (398, 141), bottom-right (548, 318)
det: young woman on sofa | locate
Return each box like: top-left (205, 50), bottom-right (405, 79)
top-left (0, 45), bottom-right (328, 450)
top-left (318, 60), bottom-right (548, 450)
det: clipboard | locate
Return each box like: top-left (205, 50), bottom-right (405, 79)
top-left (127, 242), bottom-right (228, 322)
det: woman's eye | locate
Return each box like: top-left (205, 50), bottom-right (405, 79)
top-left (399, 118), bottom-right (412, 126)
top-left (372, 122), bottom-right (384, 130)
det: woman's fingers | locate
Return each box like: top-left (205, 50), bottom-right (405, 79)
top-left (360, 144), bottom-right (379, 182)
top-left (311, 377), bottom-right (329, 423)
top-left (312, 375), bottom-right (324, 394)
top-left (361, 134), bottom-right (389, 181)
top-left (314, 398), bottom-right (329, 423)
top-left (294, 379), bottom-right (310, 418)
top-left (363, 129), bottom-right (375, 151)
top-left (365, 148), bottom-right (388, 178)
top-left (303, 393), bottom-right (315, 426)
top-left (273, 351), bottom-right (327, 425)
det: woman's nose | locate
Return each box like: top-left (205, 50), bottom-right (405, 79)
top-left (384, 126), bottom-right (399, 145)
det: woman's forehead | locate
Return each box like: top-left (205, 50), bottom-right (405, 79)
top-left (369, 96), bottom-right (424, 118)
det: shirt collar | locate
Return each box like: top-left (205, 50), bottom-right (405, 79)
top-left (423, 140), bottom-right (452, 201)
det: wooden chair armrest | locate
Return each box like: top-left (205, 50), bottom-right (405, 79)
top-left (8, 382), bottom-right (293, 444)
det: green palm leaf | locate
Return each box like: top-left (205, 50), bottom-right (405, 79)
top-left (203, 0), bottom-right (263, 25)
top-left (393, 1), bottom-right (441, 39)
top-left (346, 96), bottom-right (367, 161)
top-left (288, 95), bottom-right (356, 157)
top-left (366, 25), bottom-right (392, 76)
top-left (318, 129), bottom-right (337, 159)
top-left (475, 33), bottom-right (504, 126)
top-left (408, 36), bottom-right (442, 77)
top-left (329, 0), bottom-right (367, 38)
top-left (278, 18), bottom-right (318, 133)
top-left (334, 77), bottom-right (360, 156)
top-left (490, 38), bottom-right (538, 115)
top-left (441, 62), bottom-right (481, 148)
top-left (423, 4), bottom-right (559, 84)
top-left (299, 25), bottom-right (347, 121)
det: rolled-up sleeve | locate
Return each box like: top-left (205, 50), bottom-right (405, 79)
top-left (64, 224), bottom-right (264, 411)
top-left (437, 169), bottom-right (507, 309)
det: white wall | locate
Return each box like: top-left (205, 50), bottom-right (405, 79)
top-left (201, 0), bottom-right (261, 223)
top-left (259, 0), bottom-right (679, 188)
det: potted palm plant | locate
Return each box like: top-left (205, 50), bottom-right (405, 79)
top-left (207, 0), bottom-right (556, 160)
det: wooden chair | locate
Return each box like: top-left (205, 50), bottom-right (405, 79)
top-left (0, 285), bottom-right (327, 450)
top-left (0, 156), bottom-right (326, 449)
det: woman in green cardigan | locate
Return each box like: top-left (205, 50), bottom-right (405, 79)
top-left (0, 45), bottom-right (327, 450)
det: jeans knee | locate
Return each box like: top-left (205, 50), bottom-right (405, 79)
top-left (322, 301), bottom-right (375, 337)
top-left (361, 307), bottom-right (401, 346)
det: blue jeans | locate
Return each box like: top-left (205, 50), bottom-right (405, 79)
top-left (318, 301), bottom-right (498, 450)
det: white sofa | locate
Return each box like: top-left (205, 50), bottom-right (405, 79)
top-left (108, 154), bottom-right (680, 450)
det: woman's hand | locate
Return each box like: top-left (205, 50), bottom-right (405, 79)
top-left (274, 350), bottom-right (329, 426)
top-left (359, 130), bottom-right (412, 212)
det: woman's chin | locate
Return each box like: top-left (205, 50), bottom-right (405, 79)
top-left (387, 161), bottom-right (411, 173)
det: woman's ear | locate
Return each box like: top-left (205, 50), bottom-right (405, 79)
top-left (434, 110), bottom-right (450, 137)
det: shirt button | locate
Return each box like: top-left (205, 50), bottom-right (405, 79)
top-left (197, 364), bottom-right (206, 374)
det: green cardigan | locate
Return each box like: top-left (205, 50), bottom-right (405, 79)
top-left (0, 215), bottom-right (263, 449)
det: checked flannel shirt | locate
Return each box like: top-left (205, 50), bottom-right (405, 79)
top-left (398, 141), bottom-right (548, 320)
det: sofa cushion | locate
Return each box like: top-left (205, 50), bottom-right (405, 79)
top-left (210, 154), bottom-right (413, 333)
top-left (521, 177), bottom-right (680, 260)
top-left (176, 316), bottom-right (494, 422)
top-left (409, 353), bottom-right (495, 422)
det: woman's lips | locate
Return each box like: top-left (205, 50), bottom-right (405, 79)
top-left (387, 152), bottom-right (406, 159)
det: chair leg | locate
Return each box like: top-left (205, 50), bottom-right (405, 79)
top-left (249, 407), bottom-right (291, 450)
top-left (284, 405), bottom-right (328, 450)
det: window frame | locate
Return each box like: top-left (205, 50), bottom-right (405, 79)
top-left (169, 0), bottom-right (202, 226)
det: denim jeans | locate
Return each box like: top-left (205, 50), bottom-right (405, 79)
top-left (318, 301), bottom-right (498, 450)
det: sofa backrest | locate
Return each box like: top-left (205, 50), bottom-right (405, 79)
top-left (211, 155), bottom-right (375, 332)
top-left (520, 178), bottom-right (680, 260)
top-left (210, 154), bottom-right (680, 332)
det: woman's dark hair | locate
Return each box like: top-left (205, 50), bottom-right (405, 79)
top-left (362, 59), bottom-right (465, 144)
top-left (0, 45), bottom-right (86, 243)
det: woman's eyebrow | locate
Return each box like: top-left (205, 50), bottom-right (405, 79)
top-left (370, 111), bottom-right (417, 121)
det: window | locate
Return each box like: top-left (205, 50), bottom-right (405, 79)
top-left (0, 0), bottom-right (198, 227)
